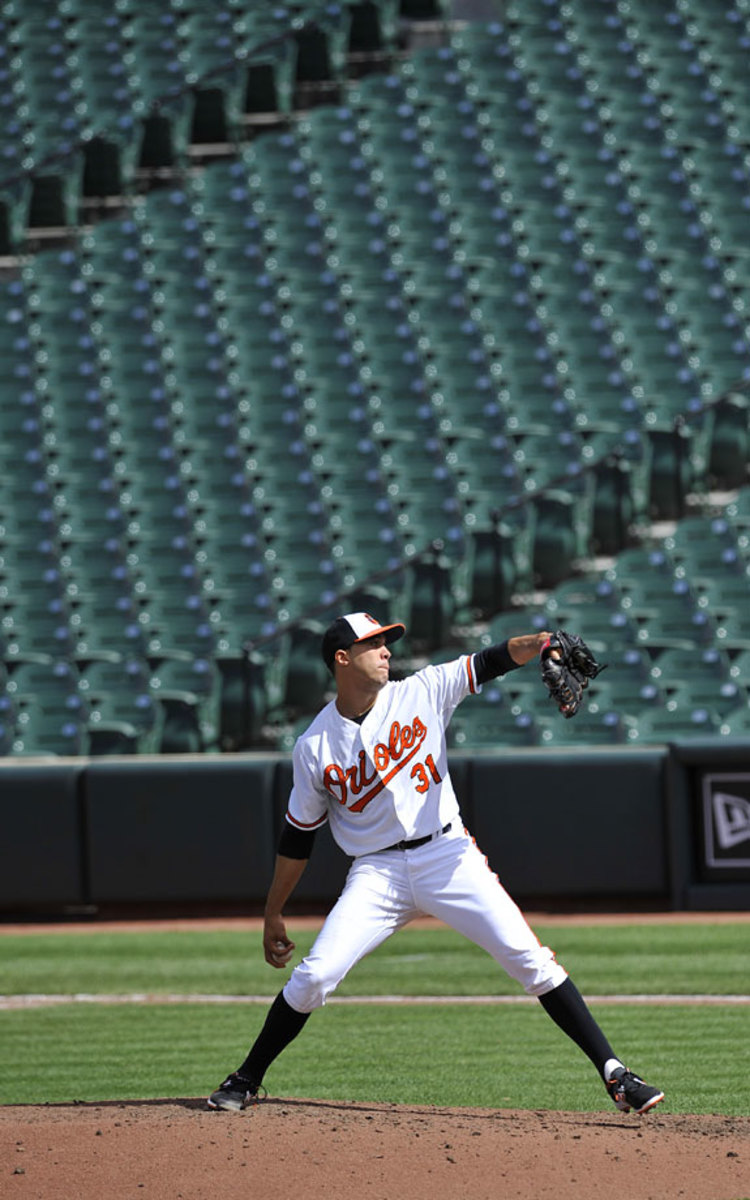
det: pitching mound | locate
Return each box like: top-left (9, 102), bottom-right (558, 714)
top-left (2, 1099), bottom-right (747, 1200)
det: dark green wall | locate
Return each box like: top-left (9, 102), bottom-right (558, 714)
top-left (85, 757), bottom-right (278, 904)
top-left (0, 763), bottom-right (85, 907)
top-left (2, 744), bottom-right (748, 914)
top-left (467, 748), bottom-right (667, 896)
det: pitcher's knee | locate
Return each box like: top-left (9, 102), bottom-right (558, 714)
top-left (508, 948), bottom-right (568, 997)
top-left (283, 958), bottom-right (337, 1013)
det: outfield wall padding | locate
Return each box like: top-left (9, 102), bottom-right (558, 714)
top-left (467, 748), bottom-right (667, 897)
top-left (0, 761), bottom-right (85, 908)
top-left (84, 755), bottom-right (277, 904)
top-left (2, 745), bottom-right (748, 912)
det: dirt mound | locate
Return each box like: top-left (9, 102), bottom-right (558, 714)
top-left (2, 1099), bottom-right (747, 1200)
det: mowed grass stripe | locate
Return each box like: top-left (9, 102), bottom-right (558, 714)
top-left (2, 922), bottom-right (746, 1113)
top-left (0, 922), bottom-right (748, 996)
top-left (0, 1001), bottom-right (746, 1114)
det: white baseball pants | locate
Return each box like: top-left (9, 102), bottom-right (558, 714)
top-left (283, 824), bottom-right (568, 1014)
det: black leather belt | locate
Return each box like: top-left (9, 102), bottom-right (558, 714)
top-left (382, 822), bottom-right (452, 852)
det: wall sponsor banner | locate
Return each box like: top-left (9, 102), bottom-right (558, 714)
top-left (701, 772), bottom-right (750, 876)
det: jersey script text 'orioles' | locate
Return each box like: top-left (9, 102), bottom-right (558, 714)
top-left (287, 656), bottom-right (478, 856)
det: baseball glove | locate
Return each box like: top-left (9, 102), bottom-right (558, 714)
top-left (540, 629), bottom-right (607, 718)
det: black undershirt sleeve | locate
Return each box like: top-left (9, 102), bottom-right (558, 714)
top-left (472, 639), bottom-right (523, 686)
top-left (277, 821), bottom-right (318, 860)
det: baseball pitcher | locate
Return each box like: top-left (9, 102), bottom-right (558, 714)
top-left (208, 613), bottom-right (663, 1116)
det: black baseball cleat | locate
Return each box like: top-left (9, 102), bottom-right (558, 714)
top-left (606, 1067), bottom-right (664, 1115)
top-left (207, 1072), bottom-right (265, 1112)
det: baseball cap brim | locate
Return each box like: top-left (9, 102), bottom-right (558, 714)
top-left (321, 612), bottom-right (406, 670)
top-left (352, 621), bottom-right (405, 646)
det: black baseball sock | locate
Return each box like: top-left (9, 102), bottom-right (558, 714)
top-left (538, 977), bottom-right (616, 1077)
top-left (237, 990), bottom-right (310, 1086)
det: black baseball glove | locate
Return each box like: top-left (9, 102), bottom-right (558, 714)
top-left (540, 629), bottom-right (607, 718)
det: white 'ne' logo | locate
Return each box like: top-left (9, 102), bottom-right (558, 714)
top-left (713, 792), bottom-right (750, 850)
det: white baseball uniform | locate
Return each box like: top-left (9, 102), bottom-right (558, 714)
top-left (282, 654), bottom-right (568, 1014)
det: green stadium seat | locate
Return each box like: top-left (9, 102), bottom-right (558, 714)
top-left (82, 649), bottom-right (164, 755)
top-left (0, 180), bottom-right (32, 254)
top-left (212, 650), bottom-right (266, 751)
top-left (530, 486), bottom-right (592, 589)
top-left (648, 646), bottom-right (740, 715)
top-left (713, 611), bottom-right (750, 654)
top-left (633, 604), bottom-right (716, 654)
top-left (75, 648), bottom-right (152, 739)
top-left (11, 706), bottom-right (90, 757)
top-left (449, 705), bottom-right (543, 749)
top-left (624, 703), bottom-right (722, 745)
top-left (707, 392), bottom-right (750, 489)
top-left (461, 518), bottom-right (531, 617)
top-left (0, 686), bottom-right (16, 756)
top-left (663, 515), bottom-right (748, 572)
top-left (244, 41), bottom-right (298, 118)
top-left (717, 705), bottom-right (750, 739)
top-left (539, 602), bottom-right (639, 657)
top-left (691, 567), bottom-right (750, 635)
top-left (28, 162), bottom-right (83, 229)
top-left (281, 621), bottom-right (330, 713)
top-left (148, 650), bottom-right (220, 749)
top-left (403, 555), bottom-right (456, 649)
top-left (722, 485), bottom-right (750, 532)
top-left (348, 0), bottom-right (399, 60)
top-left (294, 8), bottom-right (352, 89)
top-left (6, 654), bottom-right (89, 756)
top-left (86, 718), bottom-right (156, 755)
top-left (582, 648), bottom-right (666, 718)
top-left (537, 707), bottom-right (629, 747)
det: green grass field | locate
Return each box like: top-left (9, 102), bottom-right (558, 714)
top-left (1, 922), bottom-right (747, 1114)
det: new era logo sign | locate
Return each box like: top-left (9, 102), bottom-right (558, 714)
top-left (713, 792), bottom-right (750, 851)
top-left (703, 773), bottom-right (750, 870)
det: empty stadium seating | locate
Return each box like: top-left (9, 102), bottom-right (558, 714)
top-left (1, 0), bottom-right (750, 753)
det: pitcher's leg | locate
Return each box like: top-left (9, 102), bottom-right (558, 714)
top-left (410, 831), bottom-right (664, 1114)
top-left (284, 855), bottom-right (418, 1012)
top-left (209, 856), bottom-right (418, 1111)
top-left (234, 990), bottom-right (311, 1090)
top-left (416, 832), bottom-right (567, 995)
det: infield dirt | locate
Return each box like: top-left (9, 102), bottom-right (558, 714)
top-left (1, 1097), bottom-right (748, 1200)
